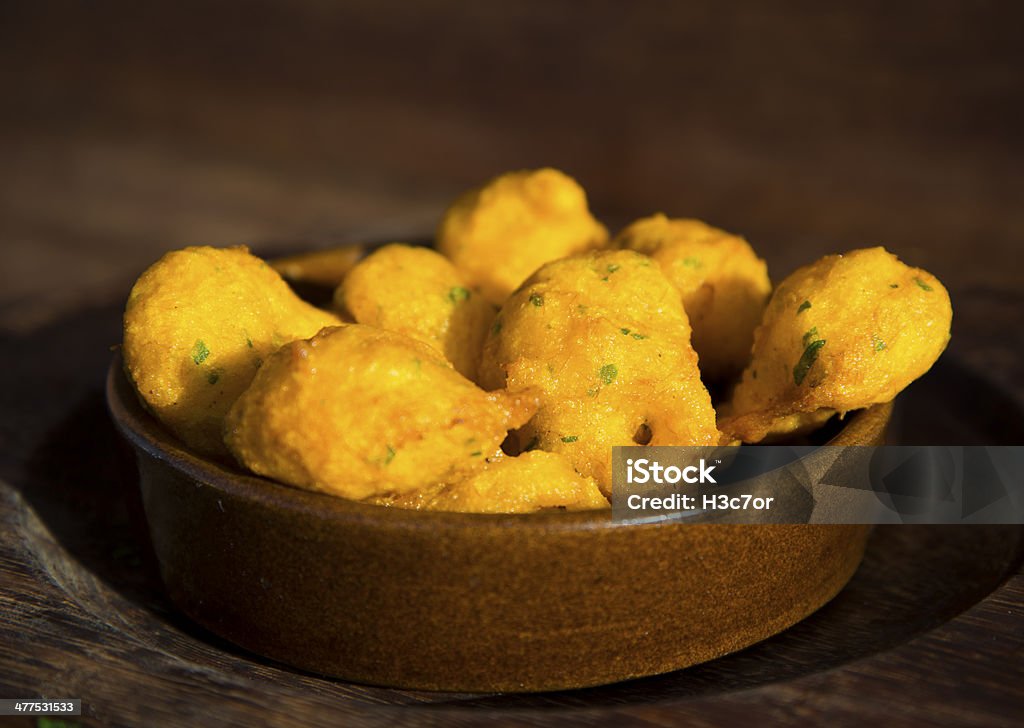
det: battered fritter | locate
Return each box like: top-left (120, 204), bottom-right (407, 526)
top-left (614, 214), bottom-right (771, 382)
top-left (336, 244), bottom-right (495, 379)
top-left (479, 249), bottom-right (721, 493)
top-left (437, 168), bottom-right (608, 305)
top-left (224, 324), bottom-right (537, 501)
top-left (425, 451), bottom-right (608, 513)
top-left (123, 245), bottom-right (341, 457)
top-left (720, 247), bottom-right (952, 442)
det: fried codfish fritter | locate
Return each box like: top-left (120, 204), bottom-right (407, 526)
top-left (426, 451), bottom-right (608, 513)
top-left (123, 245), bottom-right (341, 457)
top-left (335, 244), bottom-right (495, 379)
top-left (224, 325), bottom-right (537, 501)
top-left (613, 214), bottom-right (771, 382)
top-left (479, 250), bottom-right (721, 494)
top-left (437, 168), bottom-right (608, 305)
top-left (720, 247), bottom-right (952, 442)
top-left (272, 245), bottom-right (365, 288)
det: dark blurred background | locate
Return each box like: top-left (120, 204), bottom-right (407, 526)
top-left (1, 0), bottom-right (1021, 334)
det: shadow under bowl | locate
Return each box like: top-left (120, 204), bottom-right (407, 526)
top-left (106, 360), bottom-right (891, 692)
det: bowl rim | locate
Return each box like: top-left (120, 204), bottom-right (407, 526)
top-left (106, 355), bottom-right (893, 531)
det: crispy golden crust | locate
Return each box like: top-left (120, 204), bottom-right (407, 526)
top-left (614, 214), bottom-right (771, 382)
top-left (122, 187), bottom-right (955, 514)
top-left (123, 245), bottom-right (341, 457)
top-left (437, 168), bottom-right (608, 305)
top-left (335, 244), bottom-right (495, 380)
top-left (720, 246), bottom-right (952, 442)
top-left (271, 245), bottom-right (365, 287)
top-left (479, 249), bottom-right (721, 494)
top-left (224, 325), bottom-right (536, 501)
top-left (422, 451), bottom-right (608, 513)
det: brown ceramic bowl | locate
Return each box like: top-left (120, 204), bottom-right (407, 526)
top-left (107, 356), bottom-right (891, 692)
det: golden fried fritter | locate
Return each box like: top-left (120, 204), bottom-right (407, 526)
top-left (424, 451), bottom-right (608, 513)
top-left (123, 245), bottom-right (341, 457)
top-left (224, 325), bottom-right (537, 501)
top-left (336, 244), bottom-right (495, 379)
top-left (479, 250), bottom-right (721, 494)
top-left (272, 245), bottom-right (365, 288)
top-left (437, 168), bottom-right (608, 305)
top-left (721, 247), bottom-right (952, 442)
top-left (613, 214), bottom-right (771, 382)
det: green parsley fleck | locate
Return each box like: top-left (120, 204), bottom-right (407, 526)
top-left (620, 327), bottom-right (631, 335)
top-left (207, 371), bottom-right (220, 385)
top-left (191, 339), bottom-right (210, 365)
top-left (607, 263), bottom-right (621, 273)
top-left (36, 719), bottom-right (82, 728)
top-left (561, 435), bottom-right (579, 443)
top-left (586, 386), bottom-right (601, 397)
top-left (470, 450), bottom-right (483, 457)
top-left (872, 335), bottom-right (887, 352)
top-left (529, 292), bottom-right (544, 307)
top-left (631, 332), bottom-right (647, 340)
top-left (491, 318), bottom-right (502, 335)
top-left (448, 286), bottom-right (471, 304)
top-left (682, 256), bottom-right (702, 268)
top-left (793, 339), bottom-right (826, 386)
top-left (245, 336), bottom-right (253, 348)
top-left (914, 277), bottom-right (933, 292)
top-left (599, 363), bottom-right (618, 385)
top-left (890, 283), bottom-right (900, 289)
top-left (802, 327), bottom-right (819, 347)
top-left (797, 300), bottom-right (812, 314)
top-left (384, 445), bottom-right (396, 465)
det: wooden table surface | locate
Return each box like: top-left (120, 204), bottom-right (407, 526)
top-left (1, 2), bottom-right (1022, 726)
